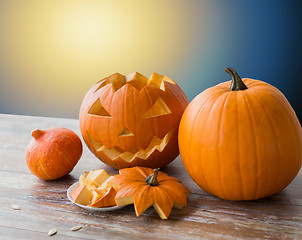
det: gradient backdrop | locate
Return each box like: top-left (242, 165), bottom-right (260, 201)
top-left (0, 0), bottom-right (301, 121)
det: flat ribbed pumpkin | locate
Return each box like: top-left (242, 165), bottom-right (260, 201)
top-left (109, 167), bottom-right (190, 219)
top-left (178, 68), bottom-right (302, 201)
top-left (79, 72), bottom-right (189, 169)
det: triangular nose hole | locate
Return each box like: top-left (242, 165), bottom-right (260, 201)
top-left (118, 126), bottom-right (134, 137)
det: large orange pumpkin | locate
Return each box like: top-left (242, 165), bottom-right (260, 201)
top-left (178, 68), bottom-right (302, 201)
top-left (79, 72), bottom-right (189, 169)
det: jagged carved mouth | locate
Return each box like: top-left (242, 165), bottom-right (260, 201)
top-left (87, 129), bottom-right (174, 163)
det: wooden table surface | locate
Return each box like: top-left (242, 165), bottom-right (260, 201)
top-left (1, 114), bottom-right (302, 240)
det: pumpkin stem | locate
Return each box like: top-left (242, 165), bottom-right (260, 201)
top-left (32, 129), bottom-right (44, 140)
top-left (145, 168), bottom-right (160, 186)
top-left (225, 67), bottom-right (248, 91)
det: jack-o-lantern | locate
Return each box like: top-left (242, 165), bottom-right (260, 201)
top-left (79, 72), bottom-right (189, 169)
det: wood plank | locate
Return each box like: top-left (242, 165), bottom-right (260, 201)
top-left (1, 169), bottom-right (302, 239)
top-left (0, 114), bottom-right (302, 239)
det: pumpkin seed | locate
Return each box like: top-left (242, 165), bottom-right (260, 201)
top-left (11, 204), bottom-right (21, 210)
top-left (71, 225), bottom-right (82, 231)
top-left (48, 229), bottom-right (57, 236)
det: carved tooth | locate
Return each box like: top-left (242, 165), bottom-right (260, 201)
top-left (134, 145), bottom-right (157, 160)
top-left (163, 76), bottom-right (176, 84)
top-left (146, 136), bottom-right (162, 150)
top-left (87, 132), bottom-right (103, 150)
top-left (119, 152), bottom-right (135, 162)
top-left (125, 72), bottom-right (148, 91)
top-left (156, 129), bottom-right (174, 152)
top-left (159, 76), bottom-right (176, 91)
top-left (148, 73), bottom-right (164, 89)
top-left (102, 147), bottom-right (121, 160)
top-left (94, 79), bottom-right (109, 93)
top-left (96, 145), bottom-right (106, 152)
top-left (107, 73), bottom-right (125, 92)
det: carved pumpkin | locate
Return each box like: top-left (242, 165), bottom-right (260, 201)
top-left (179, 68), bottom-right (302, 201)
top-left (109, 167), bottom-right (190, 219)
top-left (79, 72), bottom-right (189, 169)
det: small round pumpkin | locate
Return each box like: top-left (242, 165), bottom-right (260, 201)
top-left (79, 72), bottom-right (189, 169)
top-left (178, 68), bottom-right (302, 201)
top-left (26, 127), bottom-right (82, 180)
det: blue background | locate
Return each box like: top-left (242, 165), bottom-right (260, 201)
top-left (181, 0), bottom-right (302, 121)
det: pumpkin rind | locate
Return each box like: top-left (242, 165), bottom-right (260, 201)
top-left (178, 69), bottom-right (302, 201)
top-left (79, 72), bottom-right (189, 169)
top-left (25, 127), bottom-right (82, 180)
top-left (109, 167), bottom-right (190, 219)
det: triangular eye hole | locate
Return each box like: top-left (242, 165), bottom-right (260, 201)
top-left (88, 99), bottom-right (112, 117)
top-left (142, 98), bottom-right (171, 118)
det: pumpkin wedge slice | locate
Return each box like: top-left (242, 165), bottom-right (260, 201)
top-left (89, 187), bottom-right (117, 207)
top-left (71, 169), bottom-right (117, 207)
top-left (71, 185), bottom-right (92, 205)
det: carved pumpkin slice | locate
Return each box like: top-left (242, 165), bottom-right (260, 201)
top-left (89, 186), bottom-right (117, 207)
top-left (108, 167), bottom-right (190, 219)
top-left (73, 169), bottom-right (118, 208)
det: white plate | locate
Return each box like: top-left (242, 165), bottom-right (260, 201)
top-left (67, 182), bottom-right (125, 212)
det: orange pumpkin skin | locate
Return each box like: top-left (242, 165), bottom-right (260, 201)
top-left (179, 68), bottom-right (302, 201)
top-left (79, 72), bottom-right (189, 169)
top-left (26, 127), bottom-right (82, 180)
top-left (109, 167), bottom-right (190, 219)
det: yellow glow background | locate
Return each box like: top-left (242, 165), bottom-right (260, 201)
top-left (0, 0), bottom-right (210, 118)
